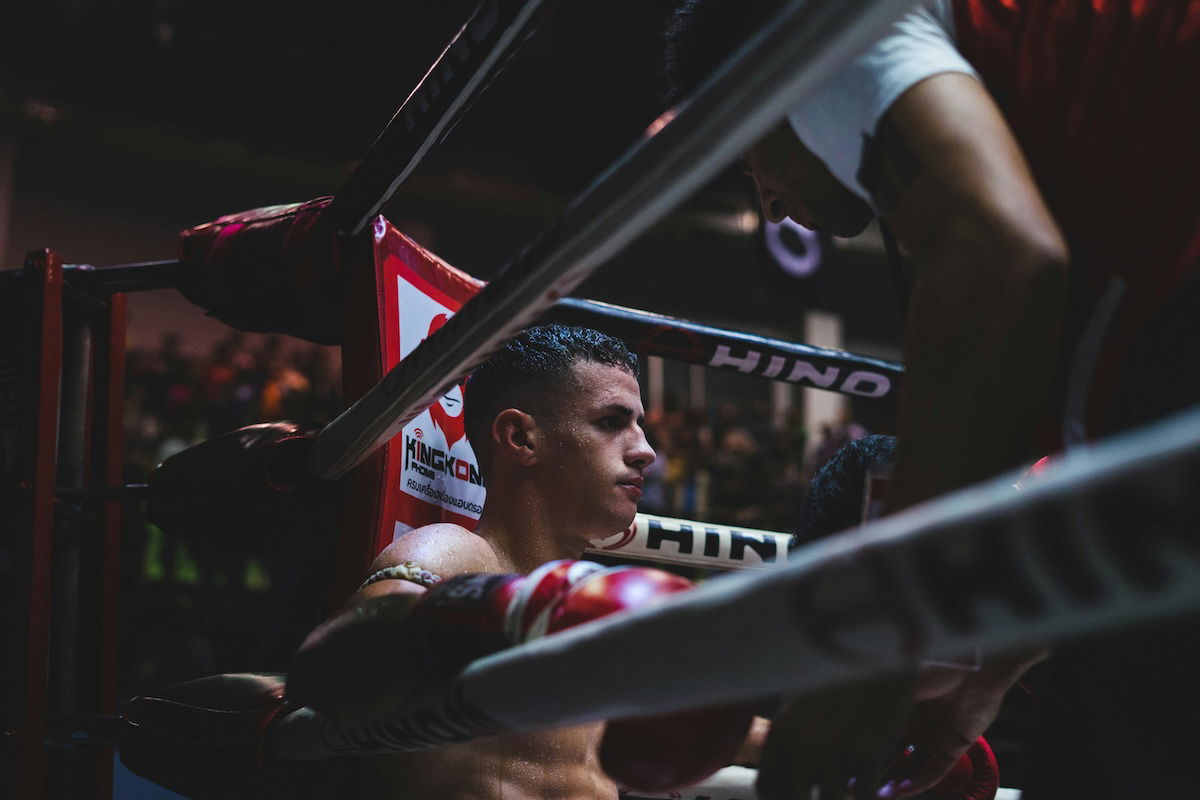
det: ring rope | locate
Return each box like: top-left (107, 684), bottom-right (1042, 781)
top-left (309, 0), bottom-right (927, 480)
top-left (586, 513), bottom-right (793, 572)
top-left (276, 404), bottom-right (1200, 758)
top-left (36, 257), bottom-right (904, 401)
top-left (328, 0), bottom-right (549, 237)
top-left (547, 297), bottom-right (903, 399)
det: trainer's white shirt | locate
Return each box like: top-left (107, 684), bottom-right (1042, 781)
top-left (785, 0), bottom-right (979, 209)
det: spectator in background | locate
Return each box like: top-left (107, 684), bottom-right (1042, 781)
top-left (707, 424), bottom-right (766, 527)
top-left (639, 419), bottom-right (670, 516)
top-left (811, 409), bottom-right (868, 474)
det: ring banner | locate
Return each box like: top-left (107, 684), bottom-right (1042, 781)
top-left (327, 0), bottom-right (549, 237)
top-left (275, 404), bottom-right (1200, 758)
top-left (546, 298), bottom-right (902, 399)
top-left (310, 0), bottom-right (929, 480)
top-left (374, 222), bottom-right (488, 547)
top-left (587, 514), bottom-right (793, 572)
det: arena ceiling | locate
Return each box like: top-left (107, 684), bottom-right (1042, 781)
top-left (2, 0), bottom-right (679, 198)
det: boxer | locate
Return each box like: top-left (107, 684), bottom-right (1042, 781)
top-left (285, 324), bottom-right (754, 797)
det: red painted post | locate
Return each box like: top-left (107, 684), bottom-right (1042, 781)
top-left (20, 248), bottom-right (64, 800)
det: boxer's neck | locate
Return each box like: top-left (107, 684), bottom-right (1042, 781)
top-left (474, 482), bottom-right (589, 574)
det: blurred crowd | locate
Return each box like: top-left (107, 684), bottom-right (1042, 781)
top-left (641, 399), bottom-right (868, 533)
top-left (119, 332), bottom-right (342, 695)
top-left (124, 331), bottom-right (341, 478)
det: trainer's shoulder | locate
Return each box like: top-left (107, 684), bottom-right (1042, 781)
top-left (372, 523), bottom-right (501, 578)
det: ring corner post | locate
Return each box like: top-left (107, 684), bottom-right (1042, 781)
top-left (4, 248), bottom-right (65, 800)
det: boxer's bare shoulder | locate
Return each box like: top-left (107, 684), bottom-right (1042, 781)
top-left (371, 523), bottom-right (502, 583)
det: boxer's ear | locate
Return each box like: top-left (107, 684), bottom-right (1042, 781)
top-left (493, 408), bottom-right (539, 467)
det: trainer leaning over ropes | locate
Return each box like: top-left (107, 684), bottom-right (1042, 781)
top-left (660, 1), bottom-right (1200, 798)
top-left (122, 325), bottom-right (763, 799)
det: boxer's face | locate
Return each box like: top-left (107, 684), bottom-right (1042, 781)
top-left (744, 123), bottom-right (874, 238)
top-left (537, 359), bottom-right (655, 540)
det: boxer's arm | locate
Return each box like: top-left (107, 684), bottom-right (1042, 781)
top-left (733, 716), bottom-right (771, 765)
top-left (880, 72), bottom-right (1070, 513)
top-left (287, 524), bottom-right (500, 720)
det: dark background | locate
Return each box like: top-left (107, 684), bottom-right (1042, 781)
top-left (0, 5), bottom-right (937, 795)
top-left (1, 0), bottom-right (902, 340)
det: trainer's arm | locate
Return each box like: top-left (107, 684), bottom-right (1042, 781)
top-left (287, 524), bottom-right (500, 720)
top-left (734, 716), bottom-right (772, 765)
top-left (880, 72), bottom-right (1070, 512)
top-left (861, 72), bottom-right (1062, 794)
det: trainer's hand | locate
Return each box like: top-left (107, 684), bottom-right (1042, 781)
top-left (755, 674), bottom-right (915, 800)
top-left (883, 650), bottom-right (1043, 796)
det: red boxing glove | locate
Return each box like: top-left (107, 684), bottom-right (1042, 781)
top-left (600, 705), bottom-right (756, 793)
top-left (929, 737), bottom-right (999, 800)
top-left (541, 566), bottom-right (756, 793)
top-left (1014, 454), bottom-right (1054, 490)
top-left (410, 559), bottom-right (605, 677)
top-left (893, 736), bottom-right (1000, 800)
top-left (543, 564), bottom-right (694, 634)
top-left (507, 559), bottom-right (609, 642)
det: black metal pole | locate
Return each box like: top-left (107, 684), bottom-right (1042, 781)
top-left (54, 484), bottom-right (149, 503)
top-left (326, 0), bottom-right (552, 237)
top-left (63, 261), bottom-right (181, 295)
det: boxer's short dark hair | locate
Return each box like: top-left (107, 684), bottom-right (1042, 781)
top-left (464, 325), bottom-right (638, 464)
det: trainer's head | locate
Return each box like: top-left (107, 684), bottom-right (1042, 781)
top-left (659, 0), bottom-right (873, 237)
top-left (465, 326), bottom-right (654, 534)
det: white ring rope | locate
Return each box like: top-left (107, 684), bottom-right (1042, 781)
top-left (275, 404), bottom-right (1200, 759)
top-left (587, 514), bottom-right (793, 572)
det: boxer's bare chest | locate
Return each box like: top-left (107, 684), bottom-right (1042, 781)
top-left (358, 722), bottom-right (616, 799)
